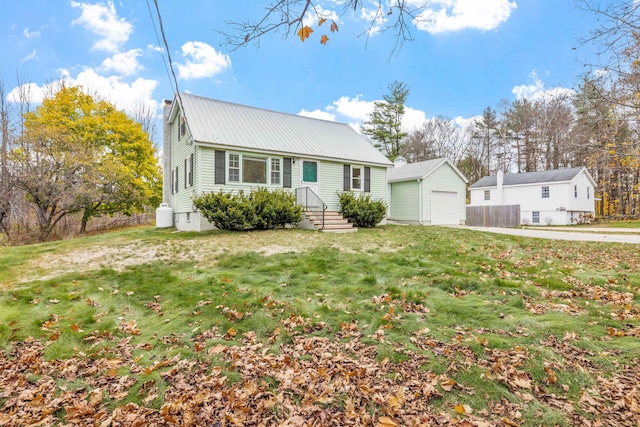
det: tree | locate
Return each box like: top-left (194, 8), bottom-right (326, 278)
top-left (13, 85), bottom-right (161, 240)
top-left (0, 76), bottom-right (13, 240)
top-left (361, 80), bottom-right (410, 159)
top-left (221, 0), bottom-right (425, 53)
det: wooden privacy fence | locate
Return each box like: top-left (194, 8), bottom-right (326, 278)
top-left (466, 205), bottom-right (521, 228)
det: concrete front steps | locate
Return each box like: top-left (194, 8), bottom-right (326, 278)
top-left (303, 210), bottom-right (357, 233)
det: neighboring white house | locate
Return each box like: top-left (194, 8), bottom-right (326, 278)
top-left (162, 93), bottom-right (393, 232)
top-left (468, 167), bottom-right (597, 225)
top-left (388, 157), bottom-right (468, 226)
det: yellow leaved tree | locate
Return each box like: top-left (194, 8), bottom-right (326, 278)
top-left (13, 84), bottom-right (161, 240)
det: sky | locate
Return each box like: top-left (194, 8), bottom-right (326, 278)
top-left (0, 0), bottom-right (602, 144)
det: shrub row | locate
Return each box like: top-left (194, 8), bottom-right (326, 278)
top-left (192, 188), bottom-right (303, 231)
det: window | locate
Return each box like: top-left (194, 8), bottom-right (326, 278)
top-left (542, 186), bottom-right (549, 198)
top-left (271, 159), bottom-right (281, 185)
top-left (352, 166), bottom-right (362, 190)
top-left (587, 187), bottom-right (590, 199)
top-left (179, 114), bottom-right (186, 138)
top-left (228, 154), bottom-right (240, 182)
top-left (184, 154), bottom-right (193, 188)
top-left (186, 212), bottom-right (191, 223)
top-left (484, 190), bottom-right (490, 201)
top-left (242, 156), bottom-right (267, 184)
top-left (532, 211), bottom-right (540, 223)
top-left (574, 185), bottom-right (577, 198)
top-left (302, 161), bottom-right (317, 183)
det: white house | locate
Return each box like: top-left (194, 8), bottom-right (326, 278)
top-left (387, 157), bottom-right (468, 225)
top-left (468, 167), bottom-right (597, 225)
top-left (161, 93), bottom-right (393, 232)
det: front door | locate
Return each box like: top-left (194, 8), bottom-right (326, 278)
top-left (300, 159), bottom-right (320, 205)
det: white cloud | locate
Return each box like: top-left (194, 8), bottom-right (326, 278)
top-left (101, 49), bottom-right (143, 76)
top-left (23, 28), bottom-right (40, 39)
top-left (298, 109), bottom-right (336, 121)
top-left (512, 70), bottom-right (575, 102)
top-left (7, 68), bottom-right (159, 116)
top-left (71, 1), bottom-right (133, 52)
top-left (329, 95), bottom-right (374, 122)
top-left (176, 41), bottom-right (231, 80)
top-left (402, 107), bottom-right (427, 132)
top-left (414, 0), bottom-right (517, 34)
top-left (21, 49), bottom-right (37, 63)
top-left (360, 6), bottom-right (385, 36)
top-left (148, 44), bottom-right (163, 53)
top-left (303, 5), bottom-right (340, 27)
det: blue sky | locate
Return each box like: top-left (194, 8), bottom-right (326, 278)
top-left (1, 1), bottom-right (600, 142)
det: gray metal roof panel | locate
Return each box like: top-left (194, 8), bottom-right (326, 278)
top-left (178, 93), bottom-right (393, 167)
top-left (388, 158), bottom-right (446, 181)
top-left (469, 167), bottom-right (587, 188)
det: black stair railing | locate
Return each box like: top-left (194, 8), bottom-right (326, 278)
top-left (295, 187), bottom-right (327, 229)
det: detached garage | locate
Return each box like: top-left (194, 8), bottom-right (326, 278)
top-left (388, 157), bottom-right (468, 225)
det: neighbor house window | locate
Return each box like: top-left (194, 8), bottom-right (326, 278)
top-left (352, 166), bottom-right (362, 190)
top-left (228, 154), bottom-right (240, 182)
top-left (271, 158), bottom-right (281, 185)
top-left (242, 156), bottom-right (267, 184)
top-left (542, 186), bottom-right (549, 198)
top-left (532, 211), bottom-right (540, 223)
top-left (484, 190), bottom-right (490, 201)
top-left (574, 185), bottom-right (577, 198)
top-left (587, 187), bottom-right (590, 199)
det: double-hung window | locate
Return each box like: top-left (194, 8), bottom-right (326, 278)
top-left (352, 166), bottom-right (362, 190)
top-left (532, 211), bottom-right (540, 223)
top-left (228, 154), bottom-right (240, 183)
top-left (574, 185), bottom-right (578, 198)
top-left (184, 154), bottom-right (193, 188)
top-left (271, 159), bottom-right (281, 185)
top-left (541, 186), bottom-right (550, 198)
top-left (587, 187), bottom-right (590, 199)
top-left (484, 190), bottom-right (490, 201)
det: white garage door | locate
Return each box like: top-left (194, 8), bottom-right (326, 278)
top-left (431, 191), bottom-right (459, 225)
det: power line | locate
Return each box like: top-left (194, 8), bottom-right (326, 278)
top-left (145, 0), bottom-right (174, 95)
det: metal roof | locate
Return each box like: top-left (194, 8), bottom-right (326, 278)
top-left (174, 93), bottom-right (392, 167)
top-left (388, 158), bottom-right (468, 183)
top-left (470, 167), bottom-right (588, 188)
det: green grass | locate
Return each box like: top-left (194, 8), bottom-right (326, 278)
top-left (1, 225), bottom-right (639, 426)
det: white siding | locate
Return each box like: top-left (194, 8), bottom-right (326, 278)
top-left (169, 114), bottom-right (197, 215)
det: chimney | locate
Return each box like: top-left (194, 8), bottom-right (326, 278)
top-left (394, 156), bottom-right (407, 168)
top-left (162, 99), bottom-right (173, 205)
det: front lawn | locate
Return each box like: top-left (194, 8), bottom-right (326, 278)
top-left (1, 226), bottom-right (639, 426)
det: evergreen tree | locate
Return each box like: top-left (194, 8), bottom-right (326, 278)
top-left (361, 80), bottom-right (410, 159)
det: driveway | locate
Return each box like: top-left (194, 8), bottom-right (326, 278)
top-left (464, 226), bottom-right (640, 244)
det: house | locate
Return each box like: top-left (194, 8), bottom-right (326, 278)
top-left (161, 93), bottom-right (393, 232)
top-left (468, 167), bottom-right (597, 225)
top-left (387, 157), bottom-right (468, 225)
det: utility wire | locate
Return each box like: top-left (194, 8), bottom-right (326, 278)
top-left (145, 0), bottom-right (174, 96)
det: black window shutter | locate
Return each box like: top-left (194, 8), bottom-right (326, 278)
top-left (283, 158), bottom-right (292, 188)
top-left (215, 150), bottom-right (225, 185)
top-left (364, 167), bottom-right (371, 192)
top-left (189, 153), bottom-right (194, 186)
top-left (343, 165), bottom-right (351, 191)
top-left (174, 166), bottom-right (179, 193)
top-left (171, 169), bottom-right (175, 194)
top-left (184, 158), bottom-right (188, 188)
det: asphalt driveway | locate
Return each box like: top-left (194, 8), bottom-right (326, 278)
top-left (465, 226), bottom-right (640, 244)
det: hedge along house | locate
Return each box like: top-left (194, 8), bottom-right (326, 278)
top-left (162, 93), bottom-right (393, 232)
top-left (387, 157), bottom-right (468, 225)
